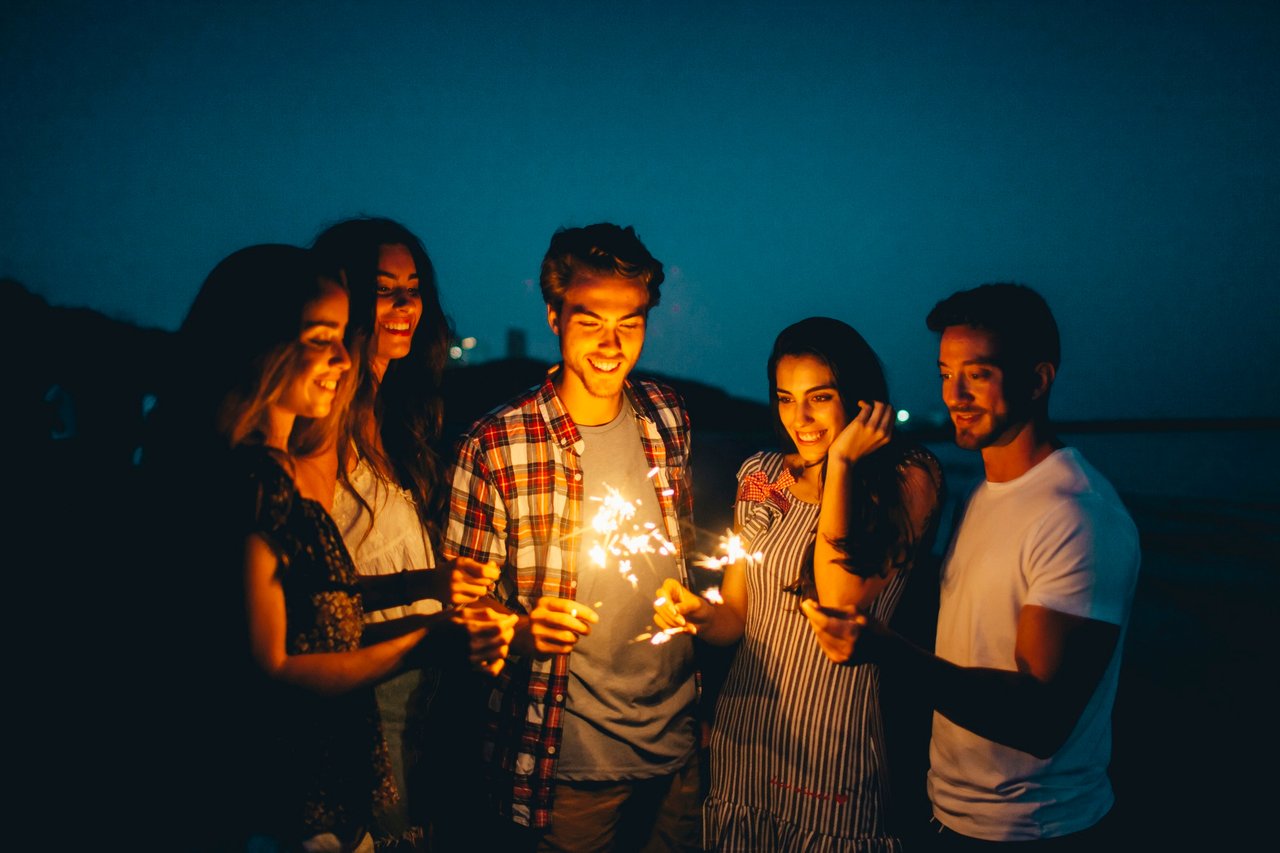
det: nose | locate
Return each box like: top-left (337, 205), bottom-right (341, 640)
top-left (792, 399), bottom-right (815, 427)
top-left (600, 324), bottom-right (621, 352)
top-left (945, 375), bottom-right (971, 409)
top-left (331, 339), bottom-right (352, 371)
top-left (392, 289), bottom-right (416, 310)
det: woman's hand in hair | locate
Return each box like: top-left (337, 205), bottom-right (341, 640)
top-left (828, 400), bottom-right (894, 467)
top-left (448, 557), bottom-right (502, 606)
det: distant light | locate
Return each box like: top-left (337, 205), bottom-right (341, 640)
top-left (449, 345), bottom-right (463, 360)
top-left (461, 336), bottom-right (477, 350)
top-left (896, 409), bottom-right (910, 423)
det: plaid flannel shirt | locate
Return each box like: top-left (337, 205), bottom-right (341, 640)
top-left (443, 370), bottom-right (696, 829)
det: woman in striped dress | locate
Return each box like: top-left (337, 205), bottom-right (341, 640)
top-left (655, 317), bottom-right (941, 851)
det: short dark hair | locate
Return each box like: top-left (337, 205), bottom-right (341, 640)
top-left (926, 283), bottom-right (1060, 373)
top-left (540, 223), bottom-right (664, 314)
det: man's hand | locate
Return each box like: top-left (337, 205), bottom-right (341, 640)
top-left (653, 578), bottom-right (708, 635)
top-left (799, 598), bottom-right (866, 664)
top-left (521, 597), bottom-right (599, 659)
top-left (449, 557), bottom-right (501, 607)
top-left (827, 400), bottom-right (894, 467)
top-left (454, 603), bottom-right (519, 677)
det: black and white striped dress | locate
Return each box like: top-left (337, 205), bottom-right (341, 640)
top-left (704, 452), bottom-right (907, 852)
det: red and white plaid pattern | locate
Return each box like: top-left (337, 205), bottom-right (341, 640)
top-left (444, 369), bottom-right (695, 828)
top-left (736, 466), bottom-right (797, 514)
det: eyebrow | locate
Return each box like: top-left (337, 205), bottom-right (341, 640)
top-left (568, 306), bottom-right (646, 321)
top-left (776, 383), bottom-right (838, 395)
top-left (302, 319), bottom-right (343, 331)
top-left (375, 269), bottom-right (419, 280)
top-left (937, 357), bottom-right (998, 367)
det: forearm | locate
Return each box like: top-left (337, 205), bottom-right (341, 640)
top-left (268, 628), bottom-right (427, 696)
top-left (356, 569), bottom-right (445, 611)
top-left (814, 458), bottom-right (882, 609)
top-left (861, 625), bottom-right (1073, 759)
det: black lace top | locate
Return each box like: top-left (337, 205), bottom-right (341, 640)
top-left (237, 446), bottom-right (397, 842)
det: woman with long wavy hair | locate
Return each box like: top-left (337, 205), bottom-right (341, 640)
top-left (304, 218), bottom-right (502, 849)
top-left (147, 244), bottom-right (511, 851)
top-left (654, 317), bottom-right (942, 851)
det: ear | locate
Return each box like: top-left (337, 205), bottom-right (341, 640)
top-left (1030, 362), bottom-right (1056, 401)
top-left (546, 303), bottom-right (560, 337)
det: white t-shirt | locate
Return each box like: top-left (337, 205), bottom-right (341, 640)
top-left (928, 448), bottom-right (1140, 841)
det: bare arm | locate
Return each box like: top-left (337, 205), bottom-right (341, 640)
top-left (814, 402), bottom-right (937, 609)
top-left (801, 601), bottom-right (1119, 758)
top-left (245, 533), bottom-right (425, 696)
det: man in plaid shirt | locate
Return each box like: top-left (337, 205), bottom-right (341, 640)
top-left (445, 224), bottom-right (701, 850)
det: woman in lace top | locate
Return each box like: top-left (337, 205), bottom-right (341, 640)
top-left (169, 244), bottom-right (434, 851)
top-left (654, 317), bottom-right (942, 851)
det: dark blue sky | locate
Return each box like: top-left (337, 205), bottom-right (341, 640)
top-left (3, 1), bottom-right (1277, 421)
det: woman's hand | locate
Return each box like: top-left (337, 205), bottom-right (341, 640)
top-left (454, 603), bottom-right (519, 677)
top-left (449, 557), bottom-right (501, 607)
top-left (828, 400), bottom-right (894, 467)
top-left (653, 578), bottom-right (709, 635)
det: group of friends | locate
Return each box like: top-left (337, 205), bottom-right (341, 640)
top-left (146, 219), bottom-right (1140, 852)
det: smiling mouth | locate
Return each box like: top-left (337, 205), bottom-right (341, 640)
top-left (795, 430), bottom-right (826, 444)
top-left (316, 379), bottom-right (339, 392)
top-left (381, 321), bottom-right (412, 335)
top-left (588, 357), bottom-right (622, 373)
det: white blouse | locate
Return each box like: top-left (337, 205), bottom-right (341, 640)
top-left (331, 457), bottom-right (443, 623)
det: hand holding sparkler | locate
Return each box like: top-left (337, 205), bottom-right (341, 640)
top-left (799, 598), bottom-right (866, 664)
top-left (454, 603), bottom-right (519, 676)
top-left (652, 578), bottom-right (710, 635)
top-left (517, 596), bottom-right (600, 659)
top-left (448, 557), bottom-right (501, 606)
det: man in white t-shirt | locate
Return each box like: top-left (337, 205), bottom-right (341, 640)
top-left (802, 284), bottom-right (1139, 849)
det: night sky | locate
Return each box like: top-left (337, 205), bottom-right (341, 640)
top-left (3, 0), bottom-right (1277, 422)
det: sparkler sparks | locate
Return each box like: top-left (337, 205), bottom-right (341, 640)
top-left (587, 484), bottom-right (676, 589)
top-left (693, 530), bottom-right (763, 572)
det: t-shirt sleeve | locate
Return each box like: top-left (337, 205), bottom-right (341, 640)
top-left (1024, 496), bottom-right (1139, 626)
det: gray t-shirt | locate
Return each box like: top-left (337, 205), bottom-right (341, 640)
top-left (556, 401), bottom-right (698, 781)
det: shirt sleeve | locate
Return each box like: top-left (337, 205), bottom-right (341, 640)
top-left (1023, 496), bottom-right (1139, 626)
top-left (443, 432), bottom-right (508, 570)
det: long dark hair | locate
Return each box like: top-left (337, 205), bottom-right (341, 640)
top-left (311, 218), bottom-right (451, 547)
top-left (148, 244), bottom-right (351, 467)
top-left (769, 318), bottom-right (921, 587)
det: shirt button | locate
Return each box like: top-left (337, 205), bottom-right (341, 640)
top-left (547, 746), bottom-right (557, 755)
top-left (573, 472), bottom-right (582, 481)
top-left (554, 693), bottom-right (564, 703)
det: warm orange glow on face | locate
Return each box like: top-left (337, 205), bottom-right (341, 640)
top-left (277, 281), bottom-right (351, 420)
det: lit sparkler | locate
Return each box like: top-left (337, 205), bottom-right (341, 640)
top-left (587, 484), bottom-right (676, 589)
